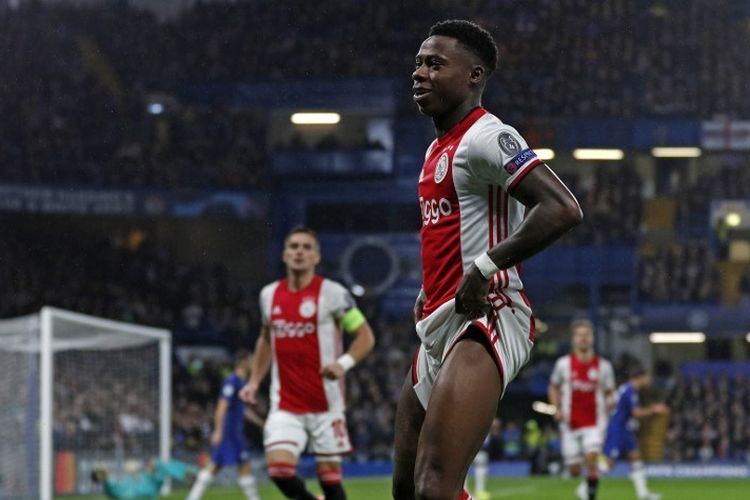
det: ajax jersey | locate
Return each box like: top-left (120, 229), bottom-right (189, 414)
top-left (418, 107), bottom-right (542, 318)
top-left (550, 354), bottom-right (615, 430)
top-left (259, 275), bottom-right (357, 414)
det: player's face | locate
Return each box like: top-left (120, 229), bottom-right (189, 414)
top-left (412, 35), bottom-right (478, 117)
top-left (282, 232), bottom-right (320, 273)
top-left (572, 325), bottom-right (594, 352)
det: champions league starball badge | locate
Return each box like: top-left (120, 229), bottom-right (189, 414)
top-left (497, 132), bottom-right (521, 155)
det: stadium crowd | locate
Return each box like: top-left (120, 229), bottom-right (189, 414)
top-left (560, 166), bottom-right (643, 245)
top-left (0, 227), bottom-right (261, 349)
top-left (2, 0), bottom-right (750, 470)
top-left (1, 1), bottom-right (750, 190)
top-left (54, 350), bottom-right (160, 454)
top-left (639, 242), bottom-right (719, 303)
top-left (664, 372), bottom-right (750, 462)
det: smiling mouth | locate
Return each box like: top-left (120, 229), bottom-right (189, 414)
top-left (413, 88), bottom-right (431, 102)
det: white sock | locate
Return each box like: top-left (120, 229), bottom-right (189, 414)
top-left (238, 474), bottom-right (260, 500)
top-left (474, 451), bottom-right (488, 493)
top-left (629, 461), bottom-right (649, 498)
top-left (186, 469), bottom-right (214, 500)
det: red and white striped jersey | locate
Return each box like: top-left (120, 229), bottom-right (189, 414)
top-left (550, 354), bottom-right (615, 430)
top-left (259, 276), bottom-right (355, 414)
top-left (418, 107), bottom-right (542, 318)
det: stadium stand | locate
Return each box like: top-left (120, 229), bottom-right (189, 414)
top-left (2, 0), bottom-right (750, 476)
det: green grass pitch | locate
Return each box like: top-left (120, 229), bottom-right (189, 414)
top-left (73, 475), bottom-right (750, 499)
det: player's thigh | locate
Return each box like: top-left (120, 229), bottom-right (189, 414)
top-left (415, 334), bottom-right (502, 496)
top-left (562, 430), bottom-right (584, 468)
top-left (307, 411), bottom-right (352, 457)
top-left (582, 426), bottom-right (604, 457)
top-left (264, 410), bottom-right (308, 461)
top-left (392, 371), bottom-right (426, 498)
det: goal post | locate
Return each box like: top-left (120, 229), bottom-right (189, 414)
top-left (0, 307), bottom-right (171, 500)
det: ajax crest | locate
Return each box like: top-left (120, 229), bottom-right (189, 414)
top-left (587, 367), bottom-right (599, 380)
top-left (299, 298), bottom-right (317, 318)
top-left (434, 153), bottom-right (449, 184)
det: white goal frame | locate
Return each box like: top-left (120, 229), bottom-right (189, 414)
top-left (35, 306), bottom-right (172, 500)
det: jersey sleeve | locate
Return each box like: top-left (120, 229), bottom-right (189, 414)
top-left (629, 388), bottom-right (640, 410)
top-left (601, 360), bottom-right (616, 392)
top-left (220, 378), bottom-right (236, 401)
top-left (258, 284), bottom-right (274, 326)
top-left (325, 280), bottom-right (366, 334)
top-left (550, 358), bottom-right (565, 386)
top-left (467, 121), bottom-right (542, 193)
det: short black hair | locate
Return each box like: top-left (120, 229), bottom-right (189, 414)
top-left (627, 363), bottom-right (647, 379)
top-left (428, 19), bottom-right (498, 74)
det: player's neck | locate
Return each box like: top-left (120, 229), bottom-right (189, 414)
top-left (432, 98), bottom-right (482, 137)
top-left (574, 349), bottom-right (594, 362)
top-left (287, 270), bottom-right (315, 291)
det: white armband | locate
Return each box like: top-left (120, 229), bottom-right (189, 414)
top-left (473, 252), bottom-right (500, 279)
top-left (336, 353), bottom-right (356, 372)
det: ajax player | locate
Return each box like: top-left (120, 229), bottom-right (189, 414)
top-left (240, 226), bottom-right (375, 500)
top-left (187, 350), bottom-right (262, 500)
top-left (603, 364), bottom-right (668, 500)
top-left (392, 19), bottom-right (582, 500)
top-left (548, 319), bottom-right (615, 500)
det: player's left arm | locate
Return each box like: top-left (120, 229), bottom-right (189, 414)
top-left (211, 398), bottom-right (229, 446)
top-left (603, 361), bottom-right (617, 412)
top-left (456, 163), bottom-right (583, 316)
top-left (320, 293), bottom-right (375, 380)
top-left (633, 402), bottom-right (670, 419)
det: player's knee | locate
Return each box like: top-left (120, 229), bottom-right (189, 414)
top-left (414, 465), bottom-right (457, 500)
top-left (568, 463), bottom-right (582, 477)
top-left (317, 466), bottom-right (346, 500)
top-left (267, 461), bottom-right (296, 481)
top-left (316, 463), bottom-right (342, 486)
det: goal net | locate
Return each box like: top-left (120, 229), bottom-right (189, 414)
top-left (0, 307), bottom-right (171, 500)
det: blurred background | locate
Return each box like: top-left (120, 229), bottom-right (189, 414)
top-left (1, 0), bottom-right (750, 495)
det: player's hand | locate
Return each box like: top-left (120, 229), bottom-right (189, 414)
top-left (455, 265), bottom-right (492, 319)
top-left (320, 362), bottom-right (346, 380)
top-left (652, 403), bottom-right (670, 415)
top-left (239, 382), bottom-right (259, 404)
top-left (210, 430), bottom-right (222, 446)
top-left (413, 291), bottom-right (426, 324)
top-left (553, 409), bottom-right (564, 423)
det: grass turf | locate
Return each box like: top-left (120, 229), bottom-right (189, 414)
top-left (72, 476), bottom-right (750, 499)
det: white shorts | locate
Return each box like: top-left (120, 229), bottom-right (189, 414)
top-left (263, 409), bottom-right (351, 460)
top-left (561, 425), bottom-right (604, 465)
top-left (411, 292), bottom-right (535, 409)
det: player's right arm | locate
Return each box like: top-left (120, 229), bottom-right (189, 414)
top-left (239, 324), bottom-right (272, 404)
top-left (548, 383), bottom-right (563, 422)
top-left (548, 358), bottom-right (565, 423)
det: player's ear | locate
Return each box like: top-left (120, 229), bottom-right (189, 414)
top-left (469, 65), bottom-right (485, 86)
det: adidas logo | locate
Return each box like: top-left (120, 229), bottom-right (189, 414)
top-left (272, 305), bottom-right (282, 315)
